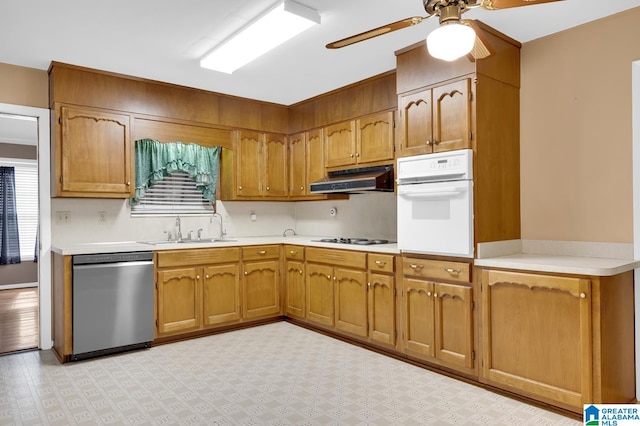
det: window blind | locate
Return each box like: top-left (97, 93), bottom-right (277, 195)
top-left (0, 158), bottom-right (37, 261)
top-left (131, 171), bottom-right (213, 216)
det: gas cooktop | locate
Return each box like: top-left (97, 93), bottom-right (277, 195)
top-left (313, 237), bottom-right (391, 245)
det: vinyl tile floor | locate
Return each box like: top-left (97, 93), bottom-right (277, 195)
top-left (0, 322), bottom-right (581, 425)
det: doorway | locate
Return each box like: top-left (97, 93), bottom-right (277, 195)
top-left (0, 103), bottom-right (51, 352)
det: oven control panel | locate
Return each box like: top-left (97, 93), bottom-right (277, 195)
top-left (396, 149), bottom-right (473, 183)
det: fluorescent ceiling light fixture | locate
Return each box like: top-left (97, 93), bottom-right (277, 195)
top-left (200, 0), bottom-right (320, 74)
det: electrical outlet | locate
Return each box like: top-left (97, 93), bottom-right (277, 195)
top-left (55, 211), bottom-right (71, 224)
top-left (250, 211), bottom-right (257, 222)
top-left (98, 211), bottom-right (106, 223)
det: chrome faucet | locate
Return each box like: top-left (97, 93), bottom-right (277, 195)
top-left (282, 228), bottom-right (296, 237)
top-left (175, 215), bottom-right (183, 241)
top-left (212, 212), bottom-right (226, 240)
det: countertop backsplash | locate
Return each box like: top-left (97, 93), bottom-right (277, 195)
top-left (50, 192), bottom-right (398, 246)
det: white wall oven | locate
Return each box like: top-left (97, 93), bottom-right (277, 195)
top-left (396, 149), bottom-right (473, 257)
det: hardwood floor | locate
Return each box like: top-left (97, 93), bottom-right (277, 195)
top-left (0, 287), bottom-right (38, 354)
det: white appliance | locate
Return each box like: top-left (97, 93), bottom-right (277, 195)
top-left (396, 149), bottom-right (473, 257)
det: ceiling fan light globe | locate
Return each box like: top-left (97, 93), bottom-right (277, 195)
top-left (426, 22), bottom-right (475, 61)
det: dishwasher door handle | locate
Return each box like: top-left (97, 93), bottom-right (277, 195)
top-left (73, 260), bottom-right (153, 271)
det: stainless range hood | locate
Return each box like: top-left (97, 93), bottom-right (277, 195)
top-left (309, 165), bottom-right (394, 194)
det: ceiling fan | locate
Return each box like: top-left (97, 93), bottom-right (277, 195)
top-left (326, 0), bottom-right (563, 61)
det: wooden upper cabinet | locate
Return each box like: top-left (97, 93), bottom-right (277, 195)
top-left (54, 104), bottom-right (133, 198)
top-left (235, 130), bottom-right (263, 197)
top-left (305, 128), bottom-right (325, 195)
top-left (356, 111), bottom-right (394, 164)
top-left (399, 89), bottom-right (433, 157)
top-left (325, 120), bottom-right (356, 168)
top-left (432, 79), bottom-right (472, 153)
top-left (398, 78), bottom-right (471, 157)
top-left (288, 132), bottom-right (306, 197)
top-left (264, 132), bottom-right (288, 197)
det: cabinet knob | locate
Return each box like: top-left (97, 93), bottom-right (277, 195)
top-left (126, 181), bottom-right (131, 186)
top-left (580, 292), bottom-right (587, 299)
top-left (266, 186), bottom-right (270, 191)
top-left (427, 291), bottom-right (432, 297)
top-left (333, 276), bottom-right (337, 281)
top-left (433, 139), bottom-right (438, 145)
top-left (196, 275), bottom-right (200, 280)
top-left (434, 293), bottom-right (438, 298)
top-left (367, 282), bottom-right (371, 289)
top-left (300, 186), bottom-right (304, 190)
top-left (426, 140), bottom-right (431, 146)
top-left (355, 153), bottom-right (360, 157)
top-left (350, 153), bottom-right (354, 157)
top-left (299, 270), bottom-right (303, 275)
top-left (290, 250), bottom-right (297, 255)
top-left (205, 274), bottom-right (209, 279)
top-left (244, 271), bottom-right (248, 275)
top-left (238, 185), bottom-right (243, 190)
top-left (327, 274), bottom-right (331, 279)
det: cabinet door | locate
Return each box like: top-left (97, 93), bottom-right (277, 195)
top-left (334, 267), bottom-right (368, 337)
top-left (306, 263), bottom-right (334, 326)
top-left (368, 272), bottom-right (396, 346)
top-left (481, 270), bottom-right (592, 411)
top-left (202, 264), bottom-right (241, 326)
top-left (236, 130), bottom-right (263, 197)
top-left (432, 79), bottom-right (472, 153)
top-left (434, 282), bottom-right (473, 369)
top-left (264, 132), bottom-right (288, 197)
top-left (356, 111), bottom-right (394, 164)
top-left (325, 120), bottom-right (356, 168)
top-left (59, 105), bottom-right (132, 197)
top-left (403, 278), bottom-right (435, 359)
top-left (306, 128), bottom-right (324, 195)
top-left (399, 89), bottom-right (433, 157)
top-left (243, 259), bottom-right (280, 319)
top-left (289, 132), bottom-right (306, 197)
top-left (285, 260), bottom-right (305, 319)
top-left (157, 267), bottom-right (201, 335)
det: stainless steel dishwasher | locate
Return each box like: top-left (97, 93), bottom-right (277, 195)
top-left (71, 251), bottom-right (154, 361)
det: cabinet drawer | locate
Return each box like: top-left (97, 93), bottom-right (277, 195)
top-left (306, 248), bottom-right (366, 269)
top-left (402, 258), bottom-right (470, 283)
top-left (284, 245), bottom-right (304, 260)
top-left (157, 248), bottom-right (240, 268)
top-left (242, 245), bottom-right (280, 260)
top-left (368, 254), bottom-right (394, 274)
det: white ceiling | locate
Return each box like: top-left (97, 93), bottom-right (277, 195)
top-left (1, 0), bottom-right (640, 108)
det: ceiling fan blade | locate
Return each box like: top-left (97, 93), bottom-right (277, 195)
top-left (465, 20), bottom-right (494, 61)
top-left (326, 16), bottom-right (427, 49)
top-left (481, 0), bottom-right (563, 10)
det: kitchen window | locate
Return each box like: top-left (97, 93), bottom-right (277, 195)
top-left (130, 139), bottom-right (220, 217)
top-left (0, 158), bottom-right (38, 261)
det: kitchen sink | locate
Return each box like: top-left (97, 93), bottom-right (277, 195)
top-left (139, 239), bottom-right (236, 245)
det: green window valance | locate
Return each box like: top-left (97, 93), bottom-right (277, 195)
top-left (131, 138), bottom-right (221, 204)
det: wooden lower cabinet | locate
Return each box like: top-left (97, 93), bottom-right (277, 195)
top-left (284, 245), bottom-right (305, 319)
top-left (242, 246), bottom-right (281, 319)
top-left (481, 269), bottom-right (636, 413)
top-left (401, 257), bottom-right (474, 374)
top-left (203, 264), bottom-right (241, 326)
top-left (334, 267), bottom-right (368, 337)
top-left (306, 263), bottom-right (334, 326)
top-left (368, 271), bottom-right (396, 347)
top-left (157, 267), bottom-right (201, 335)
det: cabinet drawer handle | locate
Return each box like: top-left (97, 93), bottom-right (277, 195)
top-left (375, 260), bottom-right (387, 266)
top-left (257, 250), bottom-right (267, 255)
top-left (580, 292), bottom-right (587, 299)
top-left (445, 268), bottom-right (461, 274)
top-left (290, 250), bottom-right (297, 255)
top-left (409, 264), bottom-right (424, 270)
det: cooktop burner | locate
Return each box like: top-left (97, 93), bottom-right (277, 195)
top-left (317, 237), bottom-right (390, 245)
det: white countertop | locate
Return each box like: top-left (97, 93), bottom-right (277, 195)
top-left (52, 236), bottom-right (401, 256)
top-left (474, 253), bottom-right (640, 276)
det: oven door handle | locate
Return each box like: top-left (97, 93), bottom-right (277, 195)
top-left (398, 186), bottom-right (468, 199)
